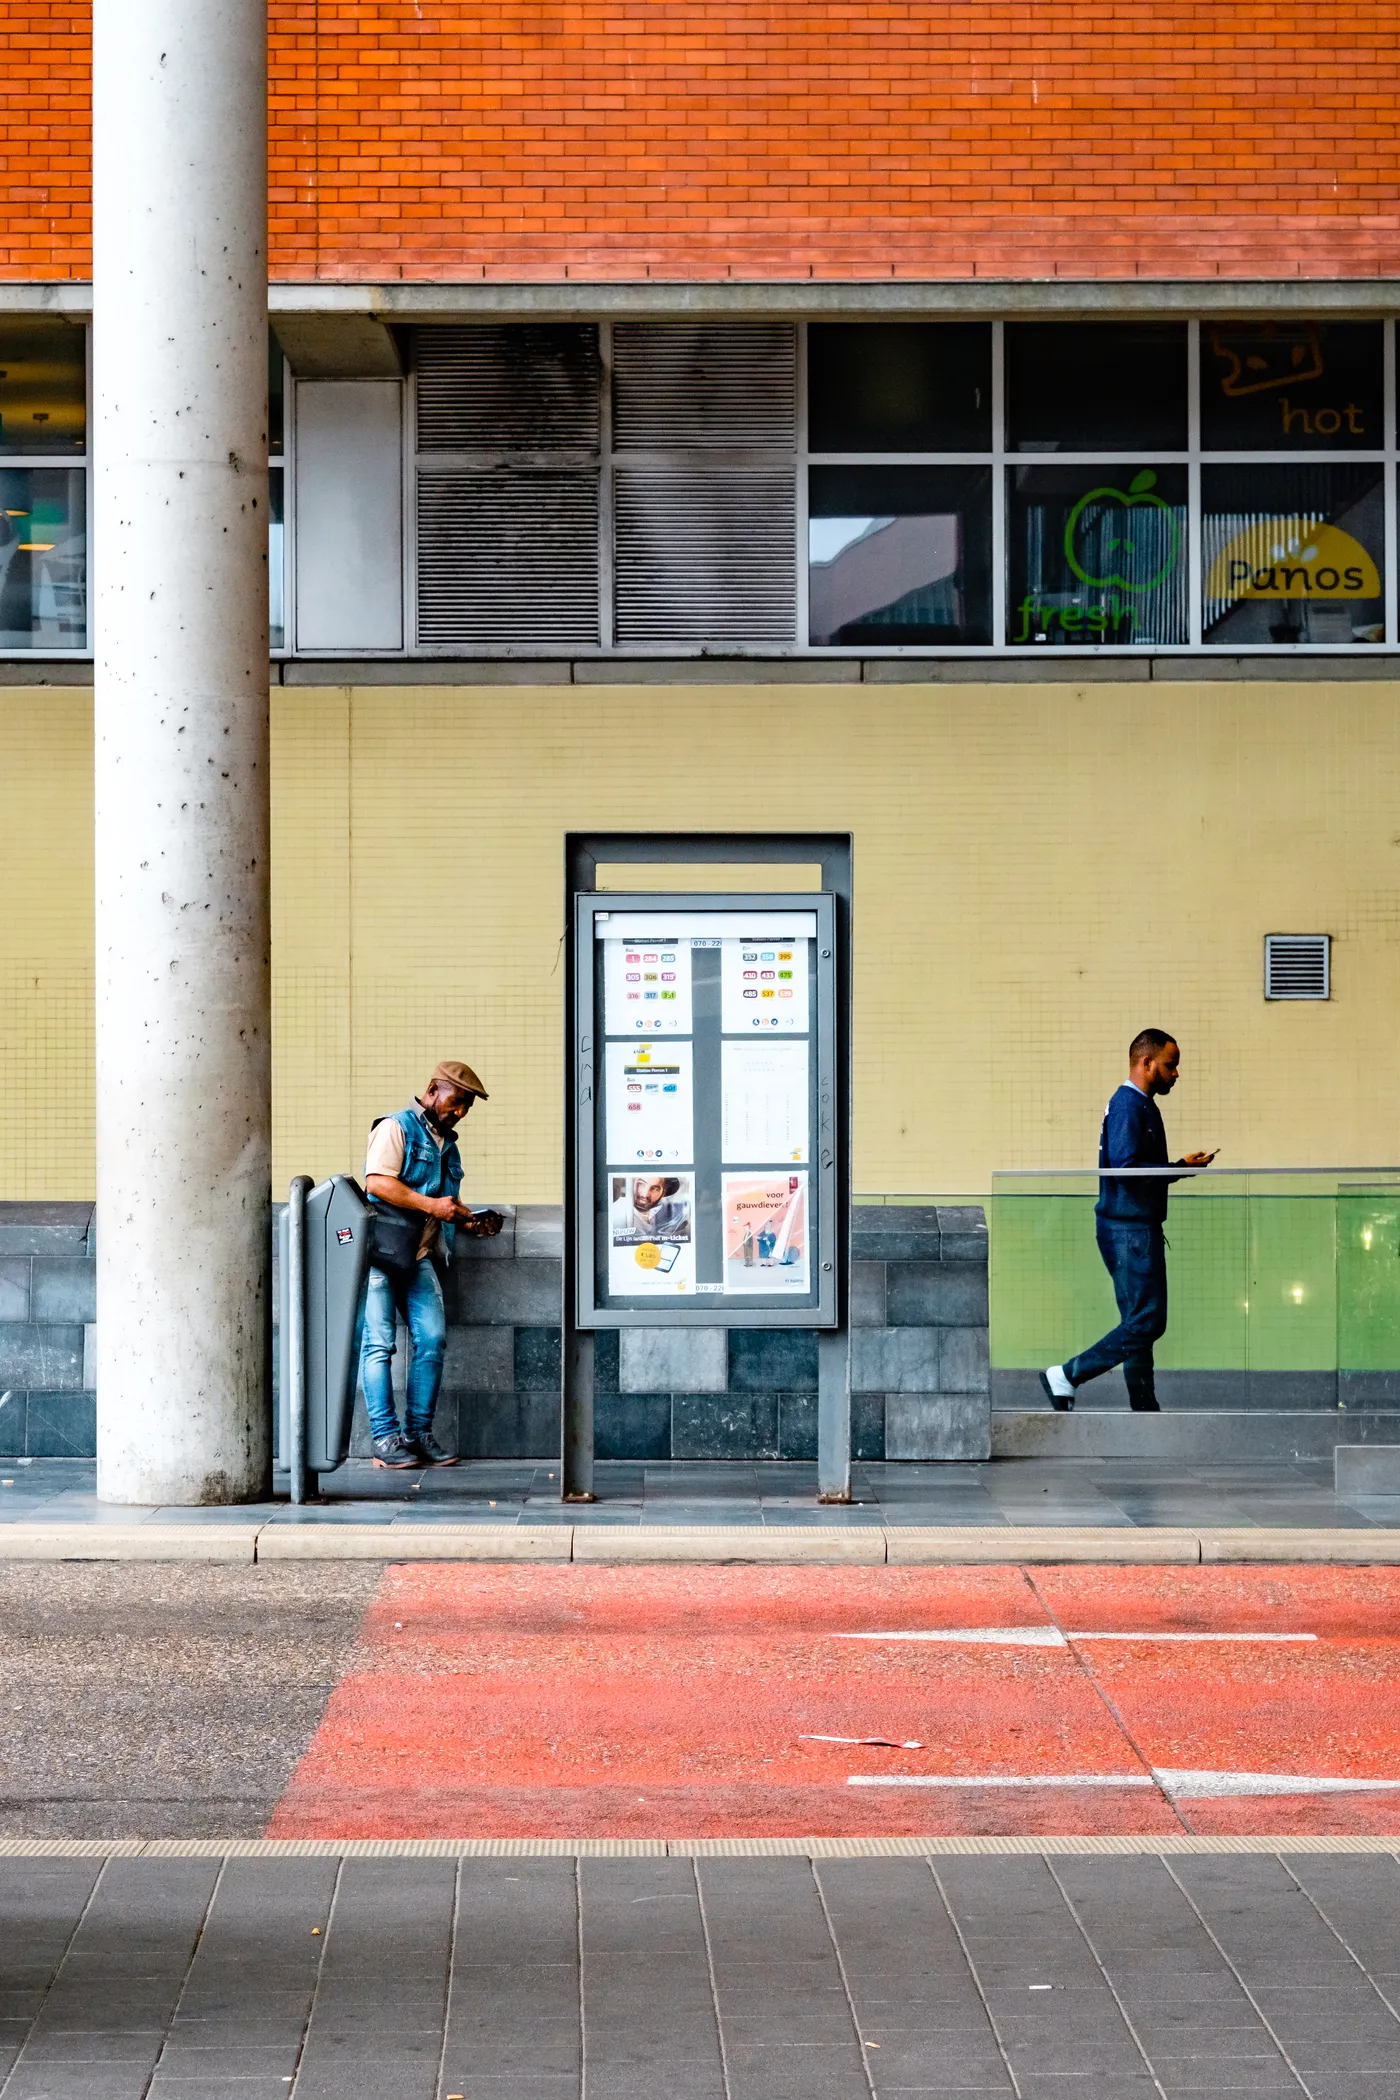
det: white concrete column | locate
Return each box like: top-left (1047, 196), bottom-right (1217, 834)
top-left (93, 0), bottom-right (271, 1502)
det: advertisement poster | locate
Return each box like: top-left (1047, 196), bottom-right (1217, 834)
top-left (608, 1172), bottom-right (696, 1296)
top-left (603, 936), bottom-right (693, 1035)
top-left (604, 1041), bottom-right (694, 1165)
top-left (722, 1172), bottom-right (809, 1292)
top-left (721, 1040), bottom-right (808, 1163)
top-left (720, 937), bottom-right (808, 1033)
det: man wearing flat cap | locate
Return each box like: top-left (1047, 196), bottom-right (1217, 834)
top-left (359, 1060), bottom-right (502, 1467)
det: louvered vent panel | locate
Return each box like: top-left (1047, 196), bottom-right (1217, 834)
top-left (614, 470), bottom-right (796, 644)
top-left (415, 326), bottom-right (600, 450)
top-left (613, 325), bottom-right (797, 448)
top-left (417, 471), bottom-right (600, 646)
top-left (1264, 934), bottom-right (1330, 1000)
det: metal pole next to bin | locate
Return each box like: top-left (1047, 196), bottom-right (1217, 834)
top-left (287, 1174), bottom-right (313, 1505)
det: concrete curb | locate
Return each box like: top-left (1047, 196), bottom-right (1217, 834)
top-left (2, 1522), bottom-right (1400, 1563)
top-left (0, 1524), bottom-right (260, 1561)
top-left (0, 1834), bottom-right (1396, 1857)
top-left (256, 1523), bottom-right (571, 1561)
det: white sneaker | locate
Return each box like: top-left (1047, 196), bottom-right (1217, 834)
top-left (1039, 1365), bottom-right (1075, 1411)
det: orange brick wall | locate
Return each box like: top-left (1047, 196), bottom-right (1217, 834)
top-left (5, 0), bottom-right (1400, 281)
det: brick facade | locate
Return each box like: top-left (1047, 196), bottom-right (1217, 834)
top-left (4, 1), bottom-right (1398, 281)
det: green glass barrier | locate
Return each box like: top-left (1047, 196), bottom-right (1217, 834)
top-left (989, 1172), bottom-right (1400, 1373)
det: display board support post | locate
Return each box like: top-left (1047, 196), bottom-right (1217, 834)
top-left (817, 1325), bottom-right (852, 1503)
top-left (562, 1328), bottom-right (596, 1502)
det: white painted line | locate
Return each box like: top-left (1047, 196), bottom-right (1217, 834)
top-left (836, 1627), bottom-right (1068, 1646)
top-left (836, 1627), bottom-right (1320, 1646)
top-left (848, 1767), bottom-right (1400, 1798)
top-left (1157, 1770), bottom-right (1400, 1798)
top-left (848, 1773), bottom-right (1156, 1789)
top-left (1066, 1631), bottom-right (1318, 1644)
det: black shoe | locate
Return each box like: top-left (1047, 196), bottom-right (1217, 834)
top-left (409, 1431), bottom-right (459, 1467)
top-left (1129, 1397), bottom-right (1162, 1413)
top-left (1038, 1369), bottom-right (1075, 1413)
top-left (371, 1432), bottom-right (420, 1468)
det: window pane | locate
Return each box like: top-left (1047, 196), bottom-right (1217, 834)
top-left (1006, 323), bottom-right (1187, 452)
top-left (1201, 322), bottom-right (1383, 452)
top-left (1202, 464), bottom-right (1384, 644)
top-left (269, 465), bottom-right (284, 648)
top-left (0, 468), bottom-right (86, 648)
top-left (269, 330), bottom-right (285, 456)
top-left (0, 322), bottom-right (85, 457)
top-left (1008, 464), bottom-right (1188, 645)
top-left (808, 324), bottom-right (991, 451)
top-left (808, 466), bottom-right (991, 644)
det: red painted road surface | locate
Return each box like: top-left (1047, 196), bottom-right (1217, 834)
top-left (267, 1564), bottom-right (1400, 1839)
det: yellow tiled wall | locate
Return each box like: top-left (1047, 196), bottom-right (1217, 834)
top-left (4, 678), bottom-right (1399, 1200)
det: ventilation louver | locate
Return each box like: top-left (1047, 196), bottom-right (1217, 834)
top-left (614, 470), bottom-right (796, 645)
top-left (612, 323), bottom-right (797, 448)
top-left (415, 325), bottom-right (600, 450)
top-left (413, 326), bottom-right (601, 648)
top-left (417, 471), bottom-right (600, 647)
top-left (611, 324), bottom-right (798, 645)
top-left (1264, 934), bottom-right (1330, 1000)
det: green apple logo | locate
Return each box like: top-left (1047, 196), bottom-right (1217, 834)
top-left (1063, 469), bottom-right (1180, 593)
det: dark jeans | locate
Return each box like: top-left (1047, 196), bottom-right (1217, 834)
top-left (1064, 1218), bottom-right (1168, 1409)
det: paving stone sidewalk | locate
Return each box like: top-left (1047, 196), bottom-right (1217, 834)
top-left (3, 1851), bottom-right (1399, 2099)
top-left (3, 1455), bottom-right (1400, 1530)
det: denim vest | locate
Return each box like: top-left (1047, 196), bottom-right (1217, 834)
top-left (367, 1105), bottom-right (464, 1260)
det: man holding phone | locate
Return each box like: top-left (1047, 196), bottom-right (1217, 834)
top-left (1041, 1031), bottom-right (1216, 1414)
top-left (360, 1059), bottom-right (503, 1467)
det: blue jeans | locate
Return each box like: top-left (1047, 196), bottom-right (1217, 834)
top-left (1064, 1219), bottom-right (1168, 1409)
top-left (357, 1261), bottom-right (447, 1442)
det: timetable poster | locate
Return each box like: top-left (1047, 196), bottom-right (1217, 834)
top-left (603, 936), bottom-right (693, 1034)
top-left (721, 1040), bottom-right (808, 1164)
top-left (604, 1041), bottom-right (694, 1166)
top-left (608, 1171), bottom-right (696, 1296)
top-left (720, 937), bottom-right (809, 1032)
top-left (722, 1172), bottom-right (809, 1293)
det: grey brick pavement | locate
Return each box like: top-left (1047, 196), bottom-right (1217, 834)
top-left (2, 1853), bottom-right (1399, 2098)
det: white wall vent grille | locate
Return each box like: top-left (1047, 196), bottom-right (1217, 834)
top-left (415, 326), bottom-right (600, 450)
top-left (417, 470), bottom-right (600, 647)
top-left (614, 469), bottom-right (797, 644)
top-left (613, 324), bottom-right (797, 448)
top-left (1264, 934), bottom-right (1330, 1000)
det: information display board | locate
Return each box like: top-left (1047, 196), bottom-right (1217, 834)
top-left (573, 893), bottom-right (838, 1326)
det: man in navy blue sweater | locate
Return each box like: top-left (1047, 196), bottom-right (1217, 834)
top-left (1041, 1030), bottom-right (1215, 1413)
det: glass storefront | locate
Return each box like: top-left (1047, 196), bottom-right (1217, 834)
top-left (808, 318), bottom-right (1394, 651)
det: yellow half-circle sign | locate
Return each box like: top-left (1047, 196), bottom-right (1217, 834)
top-left (1207, 519), bottom-right (1380, 601)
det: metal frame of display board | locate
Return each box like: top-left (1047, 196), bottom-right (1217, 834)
top-left (562, 832), bottom-right (854, 1505)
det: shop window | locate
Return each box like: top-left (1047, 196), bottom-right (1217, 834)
top-left (268, 462), bottom-right (285, 650)
top-left (0, 322), bottom-right (85, 457)
top-left (1201, 323), bottom-right (1383, 452)
top-left (1007, 464), bottom-right (1188, 646)
top-left (808, 324), bottom-right (992, 453)
top-left (1202, 464), bottom-right (1384, 644)
top-left (809, 466), bottom-right (992, 645)
top-left (0, 322), bottom-right (87, 652)
top-left (1006, 323), bottom-right (1188, 453)
top-left (0, 468), bottom-right (87, 651)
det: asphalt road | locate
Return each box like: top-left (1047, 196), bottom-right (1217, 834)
top-left (0, 1565), bottom-right (377, 1838)
top-left (4, 1561), bottom-right (1400, 1842)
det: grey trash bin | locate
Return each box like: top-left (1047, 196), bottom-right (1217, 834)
top-left (278, 1174), bottom-right (372, 1475)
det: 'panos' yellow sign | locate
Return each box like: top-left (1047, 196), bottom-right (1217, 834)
top-left (1207, 520), bottom-right (1379, 601)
